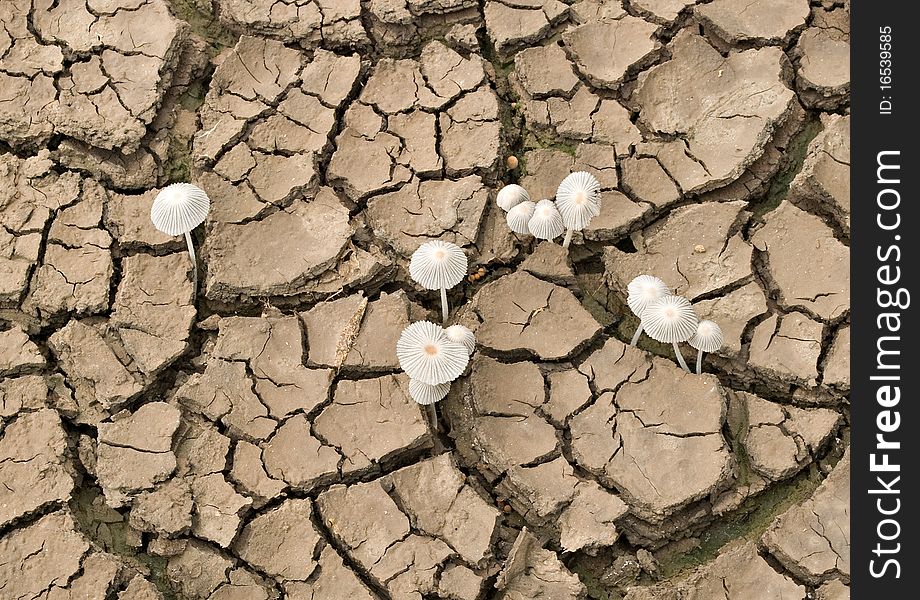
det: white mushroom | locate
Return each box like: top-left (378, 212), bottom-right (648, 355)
top-left (641, 295), bottom-right (699, 373)
top-left (506, 200), bottom-right (536, 235)
top-left (150, 183), bottom-right (210, 288)
top-left (396, 321), bottom-right (469, 386)
top-left (528, 199), bottom-right (565, 241)
top-left (689, 320), bottom-right (723, 374)
top-left (409, 240), bottom-right (468, 322)
top-left (444, 324), bottom-right (476, 355)
top-left (626, 275), bottom-right (671, 346)
top-left (408, 378), bottom-right (451, 432)
top-left (555, 171), bottom-right (601, 248)
top-left (408, 379), bottom-right (450, 405)
top-left (496, 184), bottom-right (530, 212)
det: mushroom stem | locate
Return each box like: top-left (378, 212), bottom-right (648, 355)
top-left (426, 404), bottom-right (440, 432)
top-left (440, 287), bottom-right (449, 323)
top-left (696, 352), bottom-right (703, 375)
top-left (673, 342), bottom-right (691, 373)
top-left (630, 324), bottom-right (644, 347)
top-left (562, 228), bottom-right (574, 249)
top-left (184, 231), bottom-right (198, 290)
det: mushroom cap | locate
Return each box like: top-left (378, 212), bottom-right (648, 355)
top-left (555, 171), bottom-right (601, 230)
top-left (528, 199), bottom-right (565, 240)
top-left (408, 379), bottom-right (451, 406)
top-left (626, 274), bottom-right (671, 317)
top-left (506, 200), bottom-right (536, 235)
top-left (151, 183), bottom-right (210, 236)
top-left (409, 240), bottom-right (468, 290)
top-left (689, 320), bottom-right (724, 353)
top-left (396, 321), bottom-right (470, 385)
top-left (641, 295), bottom-right (699, 344)
top-left (444, 324), bottom-right (476, 355)
top-left (496, 184), bottom-right (530, 212)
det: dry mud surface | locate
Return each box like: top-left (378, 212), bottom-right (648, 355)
top-left (1, 0), bottom-right (849, 598)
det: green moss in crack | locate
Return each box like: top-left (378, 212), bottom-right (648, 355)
top-left (167, 0), bottom-right (238, 57)
top-left (541, 139), bottom-right (579, 157)
top-left (70, 486), bottom-right (175, 598)
top-left (576, 271), bottom-right (617, 328)
top-left (749, 116), bottom-right (823, 221)
top-left (164, 80), bottom-right (208, 184)
top-left (655, 464), bottom-right (825, 579)
top-left (576, 568), bottom-right (623, 600)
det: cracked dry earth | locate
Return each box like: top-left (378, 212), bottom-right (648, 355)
top-left (0, 0), bottom-right (850, 598)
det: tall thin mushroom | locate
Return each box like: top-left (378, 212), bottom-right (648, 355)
top-left (641, 295), bottom-right (699, 373)
top-left (626, 275), bottom-right (671, 346)
top-left (689, 320), bottom-right (723, 374)
top-left (397, 321), bottom-right (469, 430)
top-left (555, 171), bottom-right (601, 248)
top-left (409, 240), bottom-right (468, 323)
top-left (150, 183), bottom-right (210, 288)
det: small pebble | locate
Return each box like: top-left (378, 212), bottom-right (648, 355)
top-left (502, 504), bottom-right (512, 514)
top-left (506, 155), bottom-right (519, 170)
top-left (694, 244), bottom-right (706, 253)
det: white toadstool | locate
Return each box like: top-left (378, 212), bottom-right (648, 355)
top-left (689, 320), bottom-right (723, 374)
top-left (150, 183), bottom-right (210, 288)
top-left (409, 240), bottom-right (468, 322)
top-left (555, 171), bottom-right (601, 248)
top-left (397, 321), bottom-right (469, 430)
top-left (408, 378), bottom-right (450, 406)
top-left (408, 378), bottom-right (450, 430)
top-left (626, 275), bottom-right (671, 346)
top-left (496, 184), bottom-right (529, 212)
top-left (444, 324), bottom-right (476, 355)
top-left (396, 321), bottom-right (469, 386)
top-left (528, 199), bottom-right (565, 241)
top-left (506, 200), bottom-right (536, 235)
top-left (641, 295), bottom-right (699, 373)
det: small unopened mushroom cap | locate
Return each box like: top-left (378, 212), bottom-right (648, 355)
top-left (396, 321), bottom-right (469, 385)
top-left (409, 240), bottom-right (468, 290)
top-left (641, 295), bottom-right (699, 344)
top-left (408, 379), bottom-right (451, 405)
top-left (528, 199), bottom-right (565, 240)
top-left (555, 171), bottom-right (601, 230)
top-left (689, 320), bottom-right (723, 353)
top-left (497, 184), bottom-right (529, 211)
top-left (444, 324), bottom-right (476, 355)
top-left (506, 200), bottom-right (536, 235)
top-left (626, 275), bottom-right (670, 317)
top-left (151, 183), bottom-right (210, 236)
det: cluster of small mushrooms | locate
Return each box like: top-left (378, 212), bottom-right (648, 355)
top-left (626, 274), bottom-right (724, 374)
top-left (398, 240), bottom-right (477, 428)
top-left (147, 183), bottom-right (722, 437)
top-left (497, 171), bottom-right (602, 248)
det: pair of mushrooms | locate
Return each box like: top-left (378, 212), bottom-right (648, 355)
top-left (396, 320), bottom-right (476, 429)
top-left (627, 275), bottom-right (724, 374)
top-left (403, 240), bottom-right (476, 427)
top-left (497, 171), bottom-right (602, 249)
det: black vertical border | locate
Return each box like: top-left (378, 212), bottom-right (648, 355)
top-left (851, 1), bottom-right (916, 597)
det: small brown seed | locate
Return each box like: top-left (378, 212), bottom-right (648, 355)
top-left (506, 155), bottom-right (519, 170)
top-left (502, 504), bottom-right (512, 514)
